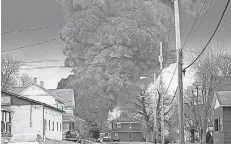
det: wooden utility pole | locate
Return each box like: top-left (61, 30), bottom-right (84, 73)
top-left (174, 0), bottom-right (184, 143)
top-left (159, 42), bottom-right (164, 144)
top-left (153, 73), bottom-right (157, 144)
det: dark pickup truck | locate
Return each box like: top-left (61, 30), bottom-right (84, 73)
top-left (62, 130), bottom-right (81, 142)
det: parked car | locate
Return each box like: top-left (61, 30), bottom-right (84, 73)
top-left (112, 133), bottom-right (120, 142)
top-left (102, 136), bottom-right (110, 142)
top-left (4, 133), bottom-right (45, 144)
top-left (62, 130), bottom-right (81, 142)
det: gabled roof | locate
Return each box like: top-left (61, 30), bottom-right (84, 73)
top-left (106, 127), bottom-right (141, 133)
top-left (215, 76), bottom-right (231, 91)
top-left (48, 89), bottom-right (74, 107)
top-left (1, 90), bottom-right (64, 112)
top-left (214, 91), bottom-right (231, 106)
top-left (12, 84), bottom-right (64, 104)
top-left (112, 112), bottom-right (140, 123)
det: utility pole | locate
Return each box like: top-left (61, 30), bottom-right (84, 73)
top-left (153, 73), bottom-right (157, 144)
top-left (174, 0), bottom-right (184, 144)
top-left (159, 42), bottom-right (164, 144)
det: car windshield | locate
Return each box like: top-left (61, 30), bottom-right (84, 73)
top-left (9, 134), bottom-right (37, 142)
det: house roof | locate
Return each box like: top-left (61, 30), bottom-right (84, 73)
top-left (112, 115), bottom-right (140, 123)
top-left (1, 90), bottom-right (64, 112)
top-left (48, 89), bottom-right (74, 107)
top-left (105, 127), bottom-right (141, 133)
top-left (63, 113), bottom-right (85, 123)
top-left (215, 91), bottom-right (231, 106)
top-left (215, 76), bottom-right (231, 91)
top-left (12, 84), bottom-right (64, 104)
top-left (11, 87), bottom-right (26, 94)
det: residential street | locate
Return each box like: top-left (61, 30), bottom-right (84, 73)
top-left (45, 139), bottom-right (79, 144)
top-left (2, 0), bottom-right (231, 144)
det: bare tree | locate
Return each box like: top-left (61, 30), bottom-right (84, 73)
top-left (125, 83), bottom-right (178, 142)
top-left (185, 43), bottom-right (231, 143)
top-left (1, 55), bottom-right (22, 90)
top-left (18, 73), bottom-right (34, 87)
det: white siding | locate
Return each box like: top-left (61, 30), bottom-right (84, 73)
top-left (44, 107), bottom-right (62, 140)
top-left (20, 85), bottom-right (57, 106)
top-left (10, 105), bottom-right (62, 140)
top-left (20, 85), bottom-right (64, 110)
top-left (10, 105), bottom-right (43, 136)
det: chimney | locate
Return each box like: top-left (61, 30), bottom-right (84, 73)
top-left (40, 81), bottom-right (44, 88)
top-left (34, 78), bottom-right (37, 84)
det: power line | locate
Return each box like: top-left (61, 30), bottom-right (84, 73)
top-left (183, 0), bottom-right (230, 70)
top-left (181, 0), bottom-right (208, 49)
top-left (166, 86), bottom-right (178, 106)
top-left (2, 24), bottom-right (64, 35)
top-left (1, 38), bottom-right (59, 52)
top-left (182, 0), bottom-right (214, 49)
top-left (164, 65), bottom-right (177, 96)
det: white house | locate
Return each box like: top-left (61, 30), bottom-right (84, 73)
top-left (1, 90), bottom-right (64, 140)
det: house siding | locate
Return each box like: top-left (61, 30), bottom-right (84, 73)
top-left (113, 122), bottom-right (142, 129)
top-left (223, 107), bottom-right (231, 144)
top-left (214, 107), bottom-right (224, 144)
top-left (111, 132), bottom-right (142, 142)
top-left (10, 105), bottom-right (43, 136)
top-left (44, 107), bottom-right (62, 140)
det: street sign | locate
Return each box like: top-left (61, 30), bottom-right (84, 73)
top-left (1, 97), bottom-right (11, 105)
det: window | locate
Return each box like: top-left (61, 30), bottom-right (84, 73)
top-left (114, 133), bottom-right (118, 136)
top-left (52, 121), bottom-right (54, 131)
top-left (57, 122), bottom-right (59, 131)
top-left (49, 120), bottom-right (50, 130)
top-left (219, 118), bottom-right (223, 131)
top-left (60, 123), bottom-right (62, 132)
top-left (128, 133), bottom-right (132, 139)
top-left (117, 123), bottom-right (121, 128)
top-left (69, 122), bottom-right (72, 130)
top-left (1, 121), bottom-right (5, 132)
top-left (44, 119), bottom-right (47, 130)
top-left (2, 111), bottom-right (4, 121)
top-left (214, 118), bottom-right (223, 131)
top-left (5, 112), bottom-right (10, 123)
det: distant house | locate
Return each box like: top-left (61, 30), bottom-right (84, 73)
top-left (212, 91), bottom-right (231, 144)
top-left (47, 89), bottom-right (85, 136)
top-left (1, 90), bottom-right (64, 140)
top-left (105, 113), bottom-right (144, 142)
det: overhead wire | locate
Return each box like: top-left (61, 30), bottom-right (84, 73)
top-left (2, 24), bottom-right (64, 35)
top-left (1, 38), bottom-right (59, 52)
top-left (183, 0), bottom-right (230, 70)
top-left (182, 0), bottom-right (215, 49)
top-left (181, 0), bottom-right (208, 49)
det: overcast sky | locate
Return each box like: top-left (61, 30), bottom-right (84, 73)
top-left (1, 0), bottom-right (231, 90)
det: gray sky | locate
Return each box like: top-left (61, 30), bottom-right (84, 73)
top-left (1, 0), bottom-right (231, 90)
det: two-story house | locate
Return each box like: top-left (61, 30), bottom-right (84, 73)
top-left (11, 79), bottom-right (65, 140)
top-left (105, 113), bottom-right (144, 142)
